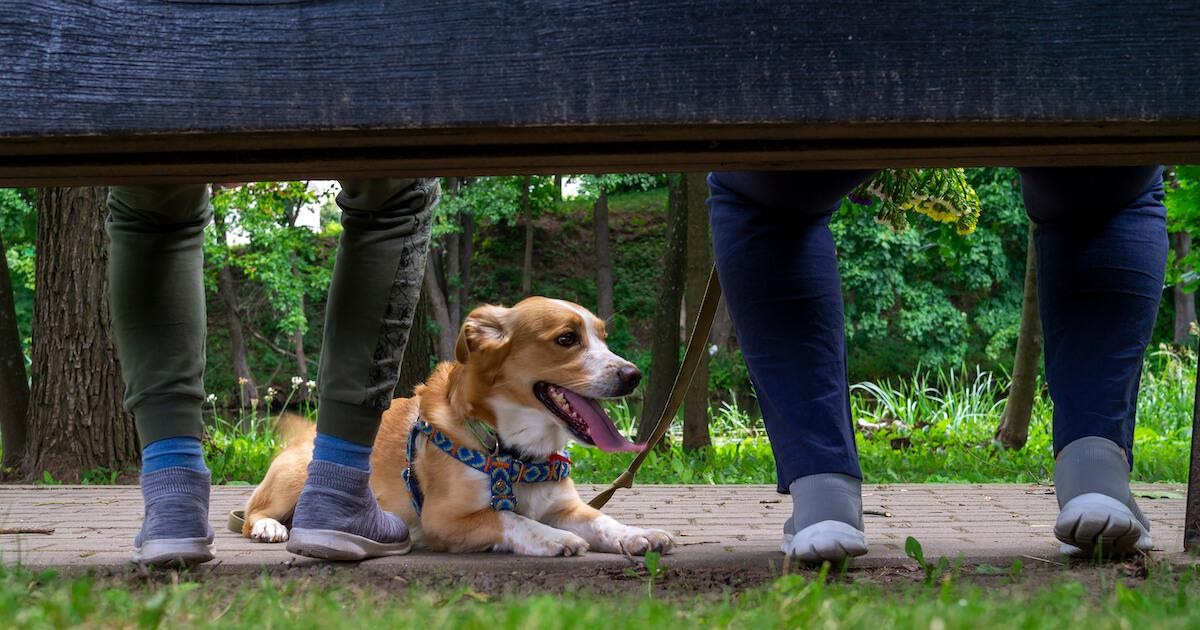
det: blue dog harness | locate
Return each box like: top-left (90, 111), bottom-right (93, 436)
top-left (403, 419), bottom-right (572, 514)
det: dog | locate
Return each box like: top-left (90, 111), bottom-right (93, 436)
top-left (241, 297), bottom-right (676, 556)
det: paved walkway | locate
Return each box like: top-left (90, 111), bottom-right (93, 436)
top-left (0, 484), bottom-right (1192, 574)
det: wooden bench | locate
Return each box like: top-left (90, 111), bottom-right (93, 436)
top-left (2, 1), bottom-right (1199, 550)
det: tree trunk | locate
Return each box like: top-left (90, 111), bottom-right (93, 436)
top-left (637, 174), bottom-right (688, 443)
top-left (521, 175), bottom-right (534, 297)
top-left (216, 265), bottom-right (258, 407)
top-left (211, 210), bottom-right (258, 408)
top-left (0, 231), bottom-right (29, 471)
top-left (425, 260), bottom-right (456, 361)
top-left (682, 173), bottom-right (712, 450)
top-left (456, 209), bottom-right (474, 332)
top-left (1173, 232), bottom-right (1197, 345)
top-left (593, 190), bottom-right (614, 321)
top-left (445, 219), bottom-right (461, 334)
top-left (996, 224), bottom-right (1043, 450)
top-left (709, 301), bottom-right (734, 350)
top-left (292, 324), bottom-right (308, 380)
top-left (554, 174), bottom-right (563, 201)
top-left (395, 279), bottom-right (435, 397)
top-left (20, 187), bottom-right (137, 481)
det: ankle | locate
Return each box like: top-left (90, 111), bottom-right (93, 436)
top-left (1054, 436), bottom-right (1131, 506)
top-left (311, 432), bottom-right (373, 471)
top-left (787, 472), bottom-right (864, 533)
top-left (142, 436), bottom-right (207, 474)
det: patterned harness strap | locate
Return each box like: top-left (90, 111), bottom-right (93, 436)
top-left (403, 419), bottom-right (572, 515)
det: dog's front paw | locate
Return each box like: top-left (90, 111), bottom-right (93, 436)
top-left (512, 528), bottom-right (589, 557)
top-left (616, 528), bottom-right (675, 555)
top-left (250, 517), bottom-right (289, 543)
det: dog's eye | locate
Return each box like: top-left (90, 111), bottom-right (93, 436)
top-left (556, 332), bottom-right (579, 347)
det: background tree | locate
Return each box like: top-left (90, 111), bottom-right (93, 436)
top-left (207, 182), bottom-right (330, 395)
top-left (682, 173), bottom-right (713, 450)
top-left (521, 175), bottom-right (535, 296)
top-left (1166, 166), bottom-right (1200, 345)
top-left (207, 195), bottom-right (259, 407)
top-left (20, 188), bottom-right (136, 481)
top-left (430, 176), bottom-right (556, 355)
top-left (0, 188), bottom-right (34, 471)
top-left (575, 174), bottom-right (663, 323)
top-left (995, 224), bottom-right (1042, 449)
top-left (637, 174), bottom-right (687, 442)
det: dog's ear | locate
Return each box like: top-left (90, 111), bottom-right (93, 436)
top-left (455, 305), bottom-right (509, 364)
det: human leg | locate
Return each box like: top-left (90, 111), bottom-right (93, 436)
top-left (1020, 166), bottom-right (1166, 556)
top-left (107, 184), bottom-right (213, 566)
top-left (286, 178), bottom-right (437, 561)
top-left (707, 170), bottom-right (874, 561)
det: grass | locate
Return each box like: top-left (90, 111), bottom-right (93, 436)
top-left (4, 560), bottom-right (1200, 629)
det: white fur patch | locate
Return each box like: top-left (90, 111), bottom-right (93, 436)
top-left (490, 396), bottom-right (572, 455)
top-left (496, 511), bottom-right (589, 556)
top-left (250, 517), bottom-right (289, 543)
top-left (554, 513), bottom-right (675, 556)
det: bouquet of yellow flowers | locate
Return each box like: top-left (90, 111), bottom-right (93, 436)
top-left (848, 168), bottom-right (981, 235)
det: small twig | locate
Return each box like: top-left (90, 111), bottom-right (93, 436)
top-left (0, 527), bottom-right (54, 535)
top-left (1020, 554), bottom-right (1064, 566)
top-left (864, 509), bottom-right (892, 517)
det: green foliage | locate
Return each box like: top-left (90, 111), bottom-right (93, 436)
top-left (834, 168), bottom-right (1027, 379)
top-left (1166, 165), bottom-right (1200, 290)
top-left (208, 182), bottom-right (332, 338)
top-left (0, 188), bottom-right (36, 363)
top-left (203, 410), bottom-right (286, 485)
top-left (435, 176), bottom-right (558, 238)
top-left (574, 173), bottom-right (666, 200)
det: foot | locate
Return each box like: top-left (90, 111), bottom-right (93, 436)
top-left (1055, 493), bottom-right (1152, 558)
top-left (782, 519), bottom-right (870, 562)
top-left (286, 460), bottom-right (411, 561)
top-left (1053, 437), bottom-right (1152, 558)
top-left (781, 473), bottom-right (869, 563)
top-left (133, 467), bottom-right (215, 567)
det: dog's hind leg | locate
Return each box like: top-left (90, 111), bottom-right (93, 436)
top-left (242, 445), bottom-right (312, 543)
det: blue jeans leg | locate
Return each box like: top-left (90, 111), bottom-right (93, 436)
top-left (707, 170), bottom-right (874, 491)
top-left (1020, 166), bottom-right (1167, 467)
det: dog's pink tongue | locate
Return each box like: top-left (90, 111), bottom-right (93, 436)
top-left (561, 389), bottom-right (645, 453)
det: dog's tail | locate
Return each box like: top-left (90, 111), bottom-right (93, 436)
top-left (276, 412), bottom-right (317, 447)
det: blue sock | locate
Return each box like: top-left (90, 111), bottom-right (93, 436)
top-left (312, 432), bottom-right (373, 471)
top-left (142, 436), bottom-right (207, 474)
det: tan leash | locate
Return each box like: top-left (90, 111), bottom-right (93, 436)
top-left (589, 265), bottom-right (722, 509)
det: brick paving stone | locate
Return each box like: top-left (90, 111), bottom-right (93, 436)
top-left (0, 484), bottom-right (1192, 572)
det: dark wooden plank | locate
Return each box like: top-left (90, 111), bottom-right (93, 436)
top-left (1, 1), bottom-right (1199, 183)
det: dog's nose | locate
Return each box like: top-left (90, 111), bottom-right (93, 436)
top-left (618, 365), bottom-right (642, 390)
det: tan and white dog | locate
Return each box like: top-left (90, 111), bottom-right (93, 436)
top-left (241, 297), bottom-right (675, 556)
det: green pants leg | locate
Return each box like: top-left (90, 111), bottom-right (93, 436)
top-left (107, 179), bottom-right (437, 448)
top-left (316, 178), bottom-right (437, 445)
top-left (107, 184), bottom-right (212, 446)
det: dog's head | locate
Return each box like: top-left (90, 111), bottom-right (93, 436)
top-left (454, 297), bottom-right (644, 457)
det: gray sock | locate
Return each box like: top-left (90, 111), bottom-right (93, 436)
top-left (134, 467), bottom-right (214, 565)
top-left (785, 472), bottom-right (864, 535)
top-left (1053, 436), bottom-right (1148, 530)
top-left (291, 460), bottom-right (409, 544)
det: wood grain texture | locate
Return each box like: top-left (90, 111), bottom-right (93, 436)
top-left (1, 1), bottom-right (1199, 183)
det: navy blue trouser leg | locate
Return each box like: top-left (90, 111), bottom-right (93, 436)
top-left (708, 171), bottom-right (875, 490)
top-left (1023, 166), bottom-right (1167, 466)
top-left (708, 167), bottom-right (1166, 490)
